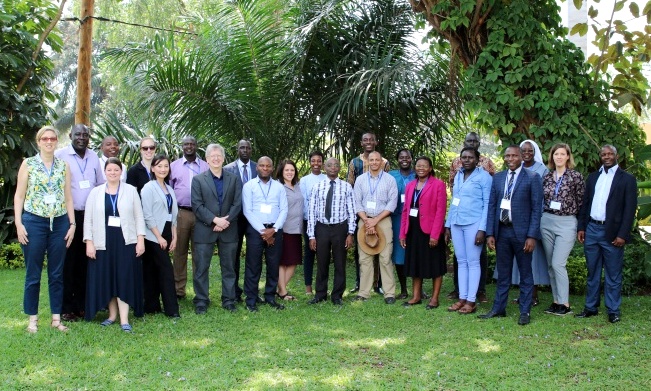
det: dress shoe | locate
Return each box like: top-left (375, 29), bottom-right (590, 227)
top-left (246, 305), bottom-right (258, 313)
top-left (396, 292), bottom-right (408, 300)
top-left (575, 309), bottom-right (599, 318)
top-left (425, 302), bottom-right (440, 310)
top-left (478, 310), bottom-right (507, 319)
top-left (349, 286), bottom-right (360, 294)
top-left (332, 298), bottom-right (344, 306)
top-left (446, 290), bottom-right (458, 300)
top-left (374, 287), bottom-right (384, 295)
top-left (308, 297), bottom-right (327, 305)
top-left (384, 297), bottom-right (396, 304)
top-left (518, 313), bottom-right (531, 325)
top-left (195, 306), bottom-right (207, 315)
top-left (352, 295), bottom-right (367, 302)
top-left (223, 304), bottom-right (237, 312)
top-left (608, 313), bottom-right (621, 323)
top-left (402, 300), bottom-right (422, 307)
top-left (256, 296), bottom-right (264, 304)
top-left (476, 291), bottom-right (488, 303)
top-left (544, 303), bottom-right (559, 314)
top-left (265, 300), bottom-right (285, 310)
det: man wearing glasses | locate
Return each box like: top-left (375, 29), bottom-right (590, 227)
top-left (55, 124), bottom-right (105, 322)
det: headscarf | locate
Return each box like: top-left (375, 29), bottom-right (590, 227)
top-left (520, 139), bottom-right (543, 164)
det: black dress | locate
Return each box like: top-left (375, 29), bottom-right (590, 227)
top-left (85, 194), bottom-right (144, 320)
top-left (404, 188), bottom-right (447, 279)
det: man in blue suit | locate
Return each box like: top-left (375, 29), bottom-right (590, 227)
top-left (576, 145), bottom-right (637, 323)
top-left (479, 145), bottom-right (542, 325)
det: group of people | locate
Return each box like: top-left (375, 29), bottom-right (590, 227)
top-left (15, 125), bottom-right (637, 334)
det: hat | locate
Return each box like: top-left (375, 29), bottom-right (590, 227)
top-left (357, 221), bottom-right (387, 255)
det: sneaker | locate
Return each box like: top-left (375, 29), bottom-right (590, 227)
top-left (544, 303), bottom-right (558, 314)
top-left (553, 305), bottom-right (573, 316)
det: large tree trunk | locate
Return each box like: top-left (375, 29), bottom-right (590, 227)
top-left (75, 0), bottom-right (94, 126)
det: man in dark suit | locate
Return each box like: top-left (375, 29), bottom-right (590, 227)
top-left (479, 145), bottom-right (542, 325)
top-left (191, 144), bottom-right (242, 314)
top-left (576, 145), bottom-right (637, 323)
top-left (224, 139), bottom-right (256, 302)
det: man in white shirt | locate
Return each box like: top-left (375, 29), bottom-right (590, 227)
top-left (98, 136), bottom-right (127, 182)
top-left (299, 151), bottom-right (326, 294)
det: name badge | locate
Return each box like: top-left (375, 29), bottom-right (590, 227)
top-left (549, 201), bottom-right (562, 210)
top-left (366, 201), bottom-right (377, 209)
top-left (167, 213), bottom-right (173, 222)
top-left (260, 204), bottom-right (272, 214)
top-left (452, 197), bottom-right (461, 206)
top-left (500, 199), bottom-right (511, 210)
top-left (401, 194), bottom-right (405, 204)
top-left (44, 194), bottom-right (56, 204)
top-left (79, 180), bottom-right (91, 189)
top-left (409, 208), bottom-right (418, 217)
top-left (108, 216), bottom-right (121, 227)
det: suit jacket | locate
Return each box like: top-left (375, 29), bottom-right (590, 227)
top-left (191, 169), bottom-right (242, 243)
top-left (141, 180), bottom-right (179, 243)
top-left (224, 160), bottom-right (257, 183)
top-left (399, 176), bottom-right (447, 240)
top-left (577, 168), bottom-right (637, 242)
top-left (486, 169), bottom-right (542, 243)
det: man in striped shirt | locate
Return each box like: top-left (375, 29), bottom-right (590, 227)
top-left (307, 158), bottom-right (356, 306)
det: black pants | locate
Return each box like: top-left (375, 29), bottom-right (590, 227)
top-left (244, 224), bottom-right (283, 307)
top-left (143, 223), bottom-right (179, 316)
top-left (62, 210), bottom-right (87, 314)
top-left (234, 214), bottom-right (248, 298)
top-left (314, 221), bottom-right (348, 301)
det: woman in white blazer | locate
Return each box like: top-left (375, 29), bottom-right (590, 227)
top-left (141, 154), bottom-right (180, 318)
top-left (84, 157), bottom-right (146, 332)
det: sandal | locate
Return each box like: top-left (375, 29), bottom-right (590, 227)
top-left (100, 319), bottom-right (115, 327)
top-left (121, 323), bottom-right (133, 333)
top-left (447, 300), bottom-right (466, 312)
top-left (27, 318), bottom-right (38, 334)
top-left (458, 302), bottom-right (477, 314)
top-left (278, 293), bottom-right (296, 301)
top-left (51, 319), bottom-right (69, 332)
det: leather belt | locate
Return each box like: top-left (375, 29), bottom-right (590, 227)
top-left (179, 206), bottom-right (192, 211)
top-left (317, 221), bottom-right (347, 226)
top-left (590, 218), bottom-right (606, 225)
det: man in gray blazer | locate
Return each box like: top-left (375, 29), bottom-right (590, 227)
top-left (191, 144), bottom-right (242, 313)
top-left (224, 139), bottom-right (256, 302)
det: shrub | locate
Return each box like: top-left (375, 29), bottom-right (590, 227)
top-left (0, 242), bottom-right (25, 269)
top-left (621, 234), bottom-right (651, 295)
top-left (566, 255), bottom-right (587, 295)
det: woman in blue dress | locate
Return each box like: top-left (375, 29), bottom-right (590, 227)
top-left (388, 149), bottom-right (415, 299)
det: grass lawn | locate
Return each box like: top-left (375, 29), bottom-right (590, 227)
top-left (1, 259), bottom-right (650, 390)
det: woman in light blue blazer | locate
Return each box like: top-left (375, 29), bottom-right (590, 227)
top-left (141, 154), bottom-right (180, 318)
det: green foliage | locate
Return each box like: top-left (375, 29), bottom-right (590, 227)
top-left (566, 255), bottom-right (587, 295)
top-left (0, 242), bottom-right (24, 269)
top-left (0, 0), bottom-right (62, 244)
top-left (621, 233), bottom-right (651, 295)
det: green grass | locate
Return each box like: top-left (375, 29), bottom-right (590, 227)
top-left (1, 260), bottom-right (650, 390)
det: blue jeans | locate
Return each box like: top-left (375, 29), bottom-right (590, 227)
top-left (21, 212), bottom-right (69, 315)
top-left (583, 222), bottom-right (624, 315)
top-left (451, 222), bottom-right (482, 303)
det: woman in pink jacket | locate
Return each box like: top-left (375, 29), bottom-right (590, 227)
top-left (399, 156), bottom-right (447, 309)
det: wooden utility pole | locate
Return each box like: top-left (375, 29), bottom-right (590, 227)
top-left (75, 0), bottom-right (95, 126)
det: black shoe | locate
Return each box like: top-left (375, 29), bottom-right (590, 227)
top-left (478, 310), bottom-right (507, 319)
top-left (608, 313), bottom-right (621, 323)
top-left (223, 304), bottom-right (237, 312)
top-left (332, 298), bottom-right (344, 306)
top-left (544, 303), bottom-right (559, 314)
top-left (195, 306), bottom-right (207, 315)
top-left (352, 295), bottom-right (367, 302)
top-left (256, 296), bottom-right (264, 304)
top-left (168, 313), bottom-right (181, 319)
top-left (402, 300), bottom-right (422, 307)
top-left (265, 300), bottom-right (285, 310)
top-left (235, 296), bottom-right (243, 303)
top-left (246, 305), bottom-right (258, 312)
top-left (384, 297), bottom-right (396, 304)
top-left (308, 297), bottom-right (327, 305)
top-left (374, 287), bottom-right (384, 295)
top-left (425, 302), bottom-right (440, 310)
top-left (553, 305), bottom-right (572, 316)
top-left (518, 313), bottom-right (531, 325)
top-left (575, 309), bottom-right (599, 318)
top-left (350, 286), bottom-right (360, 294)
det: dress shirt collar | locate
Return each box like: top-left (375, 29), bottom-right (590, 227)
top-left (599, 164), bottom-right (619, 175)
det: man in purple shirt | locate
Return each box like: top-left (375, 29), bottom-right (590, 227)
top-left (55, 124), bottom-right (105, 321)
top-left (169, 136), bottom-right (209, 299)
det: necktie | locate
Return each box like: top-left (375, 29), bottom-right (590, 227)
top-left (242, 164), bottom-right (249, 183)
top-left (325, 180), bottom-right (335, 220)
top-left (500, 171), bottom-right (516, 223)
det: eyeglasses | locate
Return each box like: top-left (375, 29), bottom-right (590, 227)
top-left (141, 146), bottom-right (156, 151)
top-left (40, 137), bottom-right (58, 142)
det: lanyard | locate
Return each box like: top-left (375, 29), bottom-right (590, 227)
top-left (158, 182), bottom-right (173, 211)
top-left (186, 160), bottom-right (200, 175)
top-left (74, 154), bottom-right (88, 176)
top-left (39, 154), bottom-right (55, 189)
top-left (367, 171), bottom-right (383, 198)
top-left (109, 183), bottom-right (120, 216)
top-left (258, 180), bottom-right (271, 202)
top-left (400, 172), bottom-right (414, 191)
top-left (553, 171), bottom-right (564, 200)
top-left (412, 178), bottom-right (429, 207)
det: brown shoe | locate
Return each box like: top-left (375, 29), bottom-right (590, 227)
top-left (458, 302), bottom-right (477, 314)
top-left (447, 300), bottom-right (466, 312)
